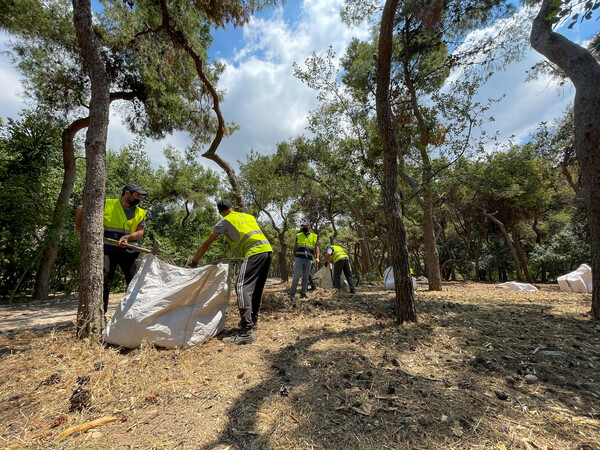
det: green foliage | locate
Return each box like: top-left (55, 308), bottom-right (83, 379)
top-left (0, 112), bottom-right (63, 299)
top-left (529, 228), bottom-right (591, 278)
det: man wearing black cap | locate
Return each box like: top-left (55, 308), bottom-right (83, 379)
top-left (289, 221), bottom-right (320, 300)
top-left (75, 184), bottom-right (147, 313)
top-left (190, 200), bottom-right (272, 345)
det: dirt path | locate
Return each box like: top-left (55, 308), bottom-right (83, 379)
top-left (0, 278), bottom-right (284, 334)
top-left (0, 296), bottom-right (119, 334)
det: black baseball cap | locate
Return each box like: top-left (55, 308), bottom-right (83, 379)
top-left (122, 184), bottom-right (147, 196)
top-left (217, 199), bottom-right (233, 212)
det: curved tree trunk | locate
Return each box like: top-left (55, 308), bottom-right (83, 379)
top-left (376, 0), bottom-right (416, 324)
top-left (484, 212), bottom-right (524, 282)
top-left (145, 0), bottom-right (246, 212)
top-left (34, 118), bottom-right (88, 300)
top-left (531, 0), bottom-right (600, 318)
top-left (73, 0), bottom-right (111, 338)
top-left (512, 229), bottom-right (534, 283)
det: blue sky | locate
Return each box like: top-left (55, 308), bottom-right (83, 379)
top-left (0, 1), bottom-right (597, 174)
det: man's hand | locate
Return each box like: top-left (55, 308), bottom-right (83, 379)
top-left (315, 258), bottom-right (320, 264)
top-left (118, 236), bottom-right (129, 247)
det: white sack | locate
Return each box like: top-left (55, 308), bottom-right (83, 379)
top-left (383, 266), bottom-right (417, 290)
top-left (557, 263), bottom-right (592, 293)
top-left (313, 264), bottom-right (350, 292)
top-left (103, 255), bottom-right (229, 349)
top-left (494, 282), bottom-right (538, 292)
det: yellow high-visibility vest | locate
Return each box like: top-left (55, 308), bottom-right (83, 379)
top-left (103, 199), bottom-right (146, 239)
top-left (296, 232), bottom-right (318, 260)
top-left (328, 245), bottom-right (348, 263)
top-left (223, 212), bottom-right (272, 258)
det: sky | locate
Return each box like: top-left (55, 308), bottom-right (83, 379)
top-left (0, 1), bottom-right (596, 175)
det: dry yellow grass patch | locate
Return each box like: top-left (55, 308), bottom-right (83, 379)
top-left (0, 281), bottom-right (599, 449)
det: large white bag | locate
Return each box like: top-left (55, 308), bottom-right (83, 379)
top-left (383, 266), bottom-right (417, 290)
top-left (103, 255), bottom-right (230, 349)
top-left (494, 282), bottom-right (538, 292)
top-left (557, 264), bottom-right (593, 293)
top-left (313, 264), bottom-right (350, 292)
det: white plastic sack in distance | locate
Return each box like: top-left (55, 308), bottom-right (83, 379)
top-left (494, 282), bottom-right (538, 292)
top-left (557, 263), bottom-right (592, 293)
top-left (313, 264), bottom-right (350, 292)
top-left (383, 266), bottom-right (417, 290)
top-left (103, 255), bottom-right (229, 349)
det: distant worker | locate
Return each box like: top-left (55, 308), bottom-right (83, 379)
top-left (289, 221), bottom-right (319, 299)
top-left (190, 200), bottom-right (272, 345)
top-left (75, 184), bottom-right (147, 313)
top-left (322, 243), bottom-right (356, 294)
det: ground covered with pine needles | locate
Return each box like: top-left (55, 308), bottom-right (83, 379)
top-left (1, 281), bottom-right (599, 449)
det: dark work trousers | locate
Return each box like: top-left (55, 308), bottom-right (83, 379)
top-left (333, 258), bottom-right (356, 293)
top-left (103, 251), bottom-right (142, 313)
top-left (236, 251), bottom-right (272, 330)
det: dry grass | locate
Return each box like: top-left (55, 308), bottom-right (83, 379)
top-left (1, 281), bottom-right (599, 449)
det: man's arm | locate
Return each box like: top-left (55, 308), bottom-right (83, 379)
top-left (315, 241), bottom-right (320, 264)
top-left (190, 232), bottom-right (221, 266)
top-left (74, 205), bottom-right (83, 233)
top-left (118, 225), bottom-right (144, 247)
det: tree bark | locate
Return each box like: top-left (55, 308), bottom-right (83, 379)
top-left (33, 92), bottom-right (138, 300)
top-left (403, 52), bottom-right (443, 291)
top-left (484, 211), bottom-right (524, 282)
top-left (73, 0), bottom-right (111, 338)
top-left (512, 229), bottom-right (534, 283)
top-left (376, 0), bottom-right (416, 324)
top-left (531, 0), bottom-right (600, 318)
top-left (33, 117), bottom-right (88, 300)
top-left (352, 204), bottom-right (376, 274)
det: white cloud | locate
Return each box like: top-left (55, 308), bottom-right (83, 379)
top-left (0, 1), bottom-right (584, 173)
top-left (214, 0), bottom-right (371, 167)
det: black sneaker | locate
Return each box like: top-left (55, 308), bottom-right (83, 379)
top-left (222, 329), bottom-right (255, 345)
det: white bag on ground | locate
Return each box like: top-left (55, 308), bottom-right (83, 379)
top-left (103, 255), bottom-right (229, 349)
top-left (494, 282), bottom-right (538, 292)
top-left (313, 264), bottom-right (350, 292)
top-left (557, 263), bottom-right (592, 293)
top-left (383, 266), bottom-right (417, 290)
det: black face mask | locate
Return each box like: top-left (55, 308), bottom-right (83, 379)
top-left (127, 195), bottom-right (140, 207)
top-left (302, 227), bottom-right (309, 233)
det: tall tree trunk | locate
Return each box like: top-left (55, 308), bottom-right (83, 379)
top-left (73, 0), bottom-right (111, 338)
top-left (33, 93), bottom-right (136, 300)
top-left (531, 0), bottom-right (600, 318)
top-left (376, 0), bottom-right (416, 324)
top-left (352, 205), bottom-right (376, 274)
top-left (512, 229), bottom-right (534, 283)
top-left (34, 118), bottom-right (88, 299)
top-left (484, 212), bottom-right (524, 282)
top-left (423, 199), bottom-right (442, 290)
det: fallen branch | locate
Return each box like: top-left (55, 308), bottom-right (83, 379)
top-left (56, 416), bottom-right (118, 440)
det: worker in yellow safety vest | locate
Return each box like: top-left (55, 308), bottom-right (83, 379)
top-left (75, 184), bottom-right (147, 313)
top-left (289, 221), bottom-right (320, 299)
top-left (323, 243), bottom-right (356, 294)
top-left (190, 200), bottom-right (272, 345)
